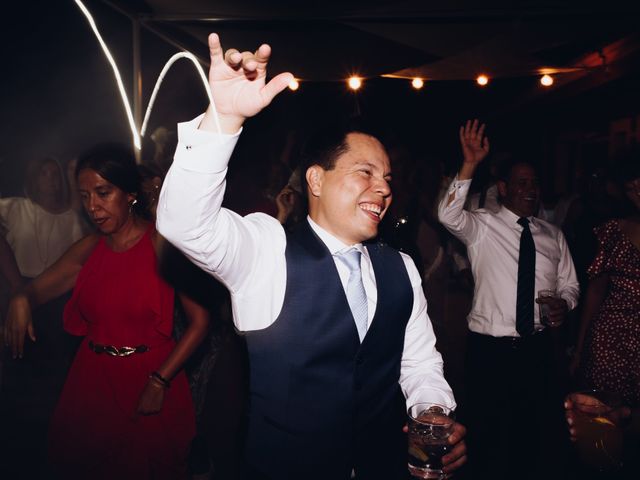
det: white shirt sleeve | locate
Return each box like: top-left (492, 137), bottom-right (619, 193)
top-left (156, 115), bottom-right (287, 328)
top-left (437, 176), bottom-right (484, 246)
top-left (399, 253), bottom-right (456, 410)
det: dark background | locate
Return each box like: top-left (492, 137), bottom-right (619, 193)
top-left (2, 0), bottom-right (639, 202)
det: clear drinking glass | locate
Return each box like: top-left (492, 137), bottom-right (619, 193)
top-left (537, 289), bottom-right (559, 326)
top-left (407, 402), bottom-right (454, 479)
top-left (569, 390), bottom-right (624, 472)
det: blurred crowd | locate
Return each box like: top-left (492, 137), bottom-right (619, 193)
top-left (0, 115), bottom-right (638, 480)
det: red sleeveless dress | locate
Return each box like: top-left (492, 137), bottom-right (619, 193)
top-left (48, 227), bottom-right (195, 479)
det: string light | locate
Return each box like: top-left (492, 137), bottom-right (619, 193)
top-left (540, 74), bottom-right (554, 87)
top-left (411, 78), bottom-right (424, 90)
top-left (476, 74), bottom-right (489, 86)
top-left (288, 78), bottom-right (300, 91)
top-left (348, 76), bottom-right (362, 91)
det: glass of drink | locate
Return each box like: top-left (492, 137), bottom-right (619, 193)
top-left (568, 390), bottom-right (624, 472)
top-left (407, 402), bottom-right (454, 479)
top-left (537, 289), bottom-right (560, 327)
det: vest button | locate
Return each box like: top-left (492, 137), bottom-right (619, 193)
top-left (355, 355), bottom-right (364, 365)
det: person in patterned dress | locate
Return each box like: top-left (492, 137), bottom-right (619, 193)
top-left (573, 153), bottom-right (640, 407)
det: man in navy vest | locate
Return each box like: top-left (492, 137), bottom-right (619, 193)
top-left (157, 33), bottom-right (466, 479)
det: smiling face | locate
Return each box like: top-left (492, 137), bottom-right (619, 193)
top-left (498, 162), bottom-right (540, 218)
top-left (77, 168), bottom-right (135, 234)
top-left (306, 132), bottom-right (392, 245)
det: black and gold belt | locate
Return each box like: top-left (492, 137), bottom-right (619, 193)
top-left (88, 340), bottom-right (149, 357)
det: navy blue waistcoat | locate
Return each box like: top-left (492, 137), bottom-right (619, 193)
top-left (243, 221), bottom-right (413, 479)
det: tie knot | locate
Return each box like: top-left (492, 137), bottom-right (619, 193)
top-left (336, 248), bottom-right (362, 273)
top-left (517, 217), bottom-right (530, 228)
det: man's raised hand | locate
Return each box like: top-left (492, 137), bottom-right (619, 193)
top-left (460, 119), bottom-right (490, 166)
top-left (201, 33), bottom-right (294, 133)
top-left (458, 119), bottom-right (490, 180)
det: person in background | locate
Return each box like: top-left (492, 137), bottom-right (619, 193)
top-left (0, 156), bottom-right (87, 478)
top-left (438, 119), bottom-right (579, 480)
top-left (5, 143), bottom-right (209, 479)
top-left (572, 151), bottom-right (640, 408)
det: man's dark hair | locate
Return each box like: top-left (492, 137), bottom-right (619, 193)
top-left (76, 143), bottom-right (150, 219)
top-left (496, 158), bottom-right (538, 183)
top-left (297, 117), bottom-right (385, 196)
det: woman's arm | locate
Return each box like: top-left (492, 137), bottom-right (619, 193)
top-left (570, 273), bottom-right (609, 373)
top-left (4, 234), bottom-right (99, 358)
top-left (136, 291), bottom-right (210, 415)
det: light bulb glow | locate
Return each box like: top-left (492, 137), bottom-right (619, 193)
top-left (411, 78), bottom-right (424, 89)
top-left (540, 74), bottom-right (554, 87)
top-left (74, 0), bottom-right (141, 150)
top-left (288, 78), bottom-right (300, 91)
top-left (348, 76), bottom-right (362, 90)
top-left (476, 74), bottom-right (489, 86)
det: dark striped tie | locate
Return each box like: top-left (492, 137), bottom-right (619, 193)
top-left (516, 217), bottom-right (535, 336)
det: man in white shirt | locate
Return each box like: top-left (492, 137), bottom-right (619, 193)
top-left (157, 34), bottom-right (466, 479)
top-left (438, 120), bottom-right (579, 479)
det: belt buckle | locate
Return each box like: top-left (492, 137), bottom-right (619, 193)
top-left (116, 346), bottom-right (136, 357)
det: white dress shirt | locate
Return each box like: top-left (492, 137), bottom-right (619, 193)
top-left (438, 177), bottom-right (579, 338)
top-left (0, 197), bottom-right (84, 278)
top-left (157, 114), bottom-right (455, 410)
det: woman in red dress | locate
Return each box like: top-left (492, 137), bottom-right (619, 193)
top-left (5, 144), bottom-right (209, 478)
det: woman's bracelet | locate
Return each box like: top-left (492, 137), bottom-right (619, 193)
top-left (149, 371), bottom-right (171, 389)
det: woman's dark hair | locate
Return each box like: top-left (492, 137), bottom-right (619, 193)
top-left (75, 143), bottom-right (150, 219)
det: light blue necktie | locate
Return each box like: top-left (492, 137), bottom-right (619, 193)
top-left (336, 248), bottom-right (368, 342)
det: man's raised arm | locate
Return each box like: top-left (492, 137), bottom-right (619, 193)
top-left (437, 119), bottom-right (489, 241)
top-left (156, 34), bottom-right (292, 289)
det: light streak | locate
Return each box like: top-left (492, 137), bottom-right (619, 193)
top-left (140, 52), bottom-right (217, 137)
top-left (74, 0), bottom-right (141, 150)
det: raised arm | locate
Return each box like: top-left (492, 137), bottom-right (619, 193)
top-left (457, 119), bottom-right (490, 182)
top-left (4, 234), bottom-right (99, 359)
top-left (157, 34), bottom-right (293, 294)
top-left (437, 120), bottom-right (490, 241)
top-left (199, 33), bottom-right (293, 134)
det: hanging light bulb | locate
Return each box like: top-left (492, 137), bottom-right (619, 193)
top-left (476, 74), bottom-right (489, 86)
top-left (540, 74), bottom-right (554, 87)
top-left (411, 78), bottom-right (424, 90)
top-left (348, 76), bottom-right (362, 91)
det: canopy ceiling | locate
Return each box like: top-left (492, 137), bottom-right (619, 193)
top-left (105, 0), bottom-right (640, 85)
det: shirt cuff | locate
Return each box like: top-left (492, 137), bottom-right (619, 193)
top-left (447, 175), bottom-right (472, 196)
top-left (406, 388), bottom-right (457, 412)
top-left (174, 113), bottom-right (242, 174)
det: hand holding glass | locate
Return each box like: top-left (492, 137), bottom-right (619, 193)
top-left (537, 289), bottom-right (562, 327)
top-left (568, 390), bottom-right (624, 472)
top-left (408, 403), bottom-right (454, 479)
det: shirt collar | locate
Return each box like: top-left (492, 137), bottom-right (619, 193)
top-left (497, 205), bottom-right (537, 229)
top-left (306, 216), bottom-right (365, 256)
